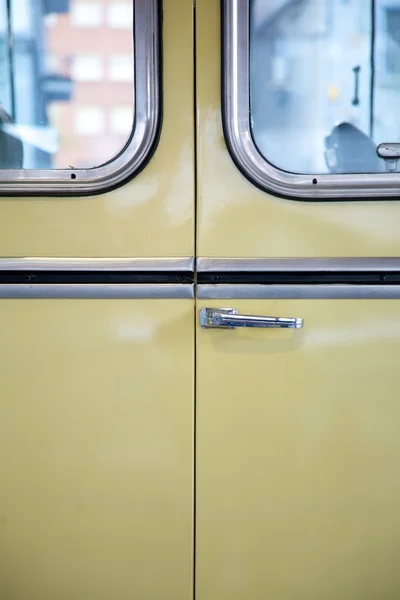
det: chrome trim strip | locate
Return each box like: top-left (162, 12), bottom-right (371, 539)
top-left (0, 257), bottom-right (195, 271)
top-left (223, 0), bottom-right (400, 199)
top-left (0, 284), bottom-right (194, 299)
top-left (198, 285), bottom-right (400, 300)
top-left (197, 258), bottom-right (400, 272)
top-left (0, 0), bottom-right (159, 194)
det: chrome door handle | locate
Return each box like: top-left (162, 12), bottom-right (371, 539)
top-left (200, 308), bottom-right (303, 329)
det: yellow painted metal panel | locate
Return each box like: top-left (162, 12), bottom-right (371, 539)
top-left (196, 0), bottom-right (400, 258)
top-left (0, 299), bottom-right (193, 600)
top-left (196, 299), bottom-right (400, 599)
top-left (0, 0), bottom-right (193, 258)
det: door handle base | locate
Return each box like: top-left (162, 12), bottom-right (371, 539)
top-left (200, 308), bottom-right (237, 329)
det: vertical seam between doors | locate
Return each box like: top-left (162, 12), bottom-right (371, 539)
top-left (193, 1), bottom-right (198, 599)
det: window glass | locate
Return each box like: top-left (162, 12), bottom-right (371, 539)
top-left (110, 105), bottom-right (134, 134)
top-left (108, 54), bottom-right (134, 82)
top-left (107, 2), bottom-right (133, 29)
top-left (0, 0), bottom-right (134, 169)
top-left (0, 1), bottom-right (12, 120)
top-left (250, 0), bottom-right (400, 175)
top-left (71, 55), bottom-right (104, 82)
top-left (71, 2), bottom-right (103, 28)
top-left (74, 106), bottom-right (105, 134)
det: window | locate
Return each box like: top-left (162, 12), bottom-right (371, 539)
top-left (70, 2), bottom-right (103, 28)
top-left (223, 0), bottom-right (400, 199)
top-left (110, 106), bottom-right (134, 135)
top-left (0, 0), bottom-right (160, 194)
top-left (71, 55), bottom-right (104, 82)
top-left (75, 106), bottom-right (105, 134)
top-left (108, 54), bottom-right (134, 82)
top-left (107, 2), bottom-right (133, 29)
top-left (383, 8), bottom-right (400, 76)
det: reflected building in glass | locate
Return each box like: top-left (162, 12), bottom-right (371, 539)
top-left (0, 0), bottom-right (72, 168)
top-left (0, 0), bottom-right (134, 169)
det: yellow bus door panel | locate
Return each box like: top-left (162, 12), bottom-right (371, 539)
top-left (197, 0), bottom-right (400, 258)
top-left (196, 298), bottom-right (400, 600)
top-left (0, 0), bottom-right (193, 259)
top-left (0, 298), bottom-right (193, 600)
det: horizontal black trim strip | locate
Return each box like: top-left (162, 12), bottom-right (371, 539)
top-left (197, 271), bottom-right (400, 285)
top-left (0, 270), bottom-right (194, 285)
top-left (5, 269), bottom-right (400, 286)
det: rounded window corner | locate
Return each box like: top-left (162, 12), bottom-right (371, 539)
top-left (222, 0), bottom-right (400, 201)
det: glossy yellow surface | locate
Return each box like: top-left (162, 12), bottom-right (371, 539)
top-left (196, 299), bottom-right (400, 600)
top-left (0, 299), bottom-right (193, 599)
top-left (197, 0), bottom-right (400, 258)
top-left (0, 0), bottom-right (193, 258)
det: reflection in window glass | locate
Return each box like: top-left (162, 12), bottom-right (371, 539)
top-left (74, 106), bottom-right (105, 134)
top-left (108, 54), bottom-right (134, 82)
top-left (250, 0), bottom-right (400, 174)
top-left (71, 2), bottom-right (103, 28)
top-left (107, 2), bottom-right (133, 29)
top-left (71, 55), bottom-right (104, 82)
top-left (110, 106), bottom-right (134, 134)
top-left (0, 0), bottom-right (134, 169)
